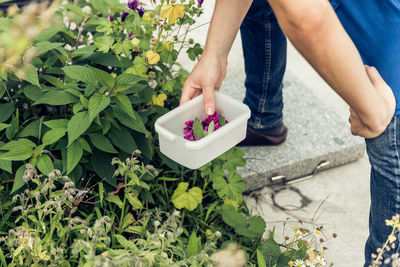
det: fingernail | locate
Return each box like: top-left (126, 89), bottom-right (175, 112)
top-left (207, 107), bottom-right (213, 115)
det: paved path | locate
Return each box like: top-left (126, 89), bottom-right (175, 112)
top-left (179, 2), bottom-right (371, 265)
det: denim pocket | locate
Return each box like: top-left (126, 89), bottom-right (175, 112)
top-left (328, 0), bottom-right (341, 10)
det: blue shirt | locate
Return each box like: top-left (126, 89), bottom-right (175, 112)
top-left (330, 0), bottom-right (400, 114)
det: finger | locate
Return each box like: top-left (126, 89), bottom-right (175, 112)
top-left (203, 84), bottom-right (215, 115)
top-left (180, 81), bottom-right (198, 105)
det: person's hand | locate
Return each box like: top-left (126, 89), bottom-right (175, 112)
top-left (349, 66), bottom-right (396, 138)
top-left (180, 53), bottom-right (227, 115)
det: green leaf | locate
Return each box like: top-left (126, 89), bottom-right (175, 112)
top-left (249, 216), bottom-right (266, 236)
top-left (94, 35), bottom-right (114, 53)
top-left (115, 234), bottom-right (137, 250)
top-left (71, 45), bottom-right (97, 58)
top-left (105, 194), bottom-right (123, 209)
top-left (34, 41), bottom-right (63, 55)
top-left (0, 139), bottom-right (36, 150)
top-left (37, 155), bottom-right (54, 175)
top-left (113, 106), bottom-right (147, 134)
top-left (78, 137), bottom-right (92, 153)
top-left (220, 206), bottom-right (247, 229)
top-left (91, 149), bottom-right (115, 186)
top-left (67, 111), bottom-right (90, 145)
top-left (34, 90), bottom-right (78, 105)
top-left (116, 94), bottom-right (135, 118)
top-left (0, 146), bottom-right (33, 161)
top-left (0, 123), bottom-right (10, 131)
top-left (126, 193), bottom-right (143, 209)
top-left (89, 66), bottom-right (115, 88)
top-left (18, 120), bottom-right (40, 138)
top-left (88, 93), bottom-right (110, 122)
top-left (40, 75), bottom-right (64, 88)
top-left (187, 231), bottom-right (201, 257)
top-left (109, 127), bottom-right (137, 154)
top-left (131, 131), bottom-right (152, 160)
top-left (115, 73), bottom-right (146, 92)
top-left (67, 141), bottom-right (83, 174)
top-left (0, 159), bottom-right (12, 173)
top-left (6, 111), bottom-right (19, 140)
top-left (257, 249), bottom-right (266, 267)
top-left (44, 119), bottom-right (68, 130)
top-left (0, 103), bottom-right (14, 122)
top-left (212, 171), bottom-right (245, 201)
top-left (171, 182), bottom-right (202, 211)
top-left (62, 65), bottom-right (97, 86)
top-left (193, 118), bottom-right (204, 139)
top-left (218, 112), bottom-right (226, 127)
top-left (24, 85), bottom-right (44, 101)
top-left (42, 129), bottom-right (66, 145)
top-left (11, 164), bottom-right (27, 194)
top-left (260, 239), bottom-right (282, 263)
top-left (208, 120), bottom-right (215, 135)
top-left (89, 133), bottom-right (117, 153)
top-left (16, 64), bottom-right (39, 86)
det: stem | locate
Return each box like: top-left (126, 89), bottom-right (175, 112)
top-left (373, 228), bottom-right (396, 267)
top-left (118, 174), bottom-right (128, 233)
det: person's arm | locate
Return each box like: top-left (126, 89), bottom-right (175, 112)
top-left (268, 0), bottom-right (395, 137)
top-left (180, 0), bottom-right (253, 115)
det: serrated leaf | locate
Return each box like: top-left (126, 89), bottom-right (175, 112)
top-left (0, 146), bottom-right (33, 161)
top-left (115, 73), bottom-right (145, 92)
top-left (109, 127), bottom-right (137, 154)
top-left (115, 234), bottom-right (137, 250)
top-left (126, 193), bottom-right (143, 209)
top-left (33, 90), bottom-right (78, 105)
top-left (171, 182), bottom-right (202, 211)
top-left (113, 106), bottom-right (147, 134)
top-left (62, 65), bottom-right (97, 86)
top-left (160, 4), bottom-right (185, 24)
top-left (89, 133), bottom-right (117, 153)
top-left (89, 66), bottom-right (114, 88)
top-left (37, 155), bottom-right (54, 175)
top-left (67, 111), bottom-right (90, 145)
top-left (67, 141), bottom-right (83, 174)
top-left (105, 194), bottom-right (123, 209)
top-left (116, 94), bottom-right (135, 118)
top-left (88, 93), bottom-right (110, 122)
top-left (0, 139), bottom-right (36, 150)
top-left (249, 216), bottom-right (266, 235)
top-left (193, 117), bottom-right (204, 140)
top-left (44, 119), bottom-right (68, 130)
top-left (212, 171), bottom-right (245, 201)
top-left (94, 35), bottom-right (114, 53)
top-left (42, 129), bottom-right (66, 145)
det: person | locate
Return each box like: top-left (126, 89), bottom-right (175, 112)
top-left (180, 0), bottom-right (400, 265)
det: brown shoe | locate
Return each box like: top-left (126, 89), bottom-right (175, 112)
top-left (237, 124), bottom-right (288, 146)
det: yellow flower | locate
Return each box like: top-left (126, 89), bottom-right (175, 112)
top-left (224, 198), bottom-right (240, 209)
top-left (160, 4), bottom-right (185, 24)
top-left (163, 41), bottom-right (174, 52)
top-left (146, 50), bottom-right (160, 65)
top-left (152, 93), bottom-right (167, 107)
top-left (288, 261), bottom-right (294, 266)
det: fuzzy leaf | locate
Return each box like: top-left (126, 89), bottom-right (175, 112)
top-left (37, 155), bottom-right (54, 175)
top-left (171, 182), bottom-right (202, 211)
top-left (115, 73), bottom-right (145, 92)
top-left (91, 149), bottom-right (115, 186)
top-left (116, 94), bottom-right (135, 118)
top-left (109, 127), bottom-right (137, 154)
top-left (11, 164), bottom-right (27, 194)
top-left (208, 120), bottom-right (215, 135)
top-left (62, 65), bottom-right (97, 86)
top-left (187, 231), bottom-right (202, 257)
top-left (192, 117), bottom-right (204, 140)
top-left (113, 106), bottom-right (147, 134)
top-left (89, 66), bottom-right (114, 88)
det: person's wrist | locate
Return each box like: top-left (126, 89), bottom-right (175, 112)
top-left (202, 48), bottom-right (228, 64)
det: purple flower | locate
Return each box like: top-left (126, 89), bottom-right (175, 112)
top-left (121, 11), bottom-right (129, 22)
top-left (137, 6), bottom-right (144, 17)
top-left (128, 32), bottom-right (133, 37)
top-left (109, 15), bottom-right (114, 22)
top-left (184, 120), bottom-right (195, 141)
top-left (127, 0), bottom-right (139, 10)
top-left (197, 0), bottom-right (204, 5)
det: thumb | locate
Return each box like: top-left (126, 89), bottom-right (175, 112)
top-left (203, 85), bottom-right (215, 116)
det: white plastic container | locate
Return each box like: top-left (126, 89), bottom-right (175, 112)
top-left (155, 91), bottom-right (251, 169)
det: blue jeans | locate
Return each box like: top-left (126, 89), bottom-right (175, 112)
top-left (240, 0), bottom-right (287, 130)
top-left (365, 116), bottom-right (400, 266)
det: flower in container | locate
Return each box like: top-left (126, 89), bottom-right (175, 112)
top-left (184, 112), bottom-right (229, 141)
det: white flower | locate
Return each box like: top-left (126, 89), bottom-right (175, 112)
top-left (294, 259), bottom-right (306, 267)
top-left (314, 255), bottom-right (327, 266)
